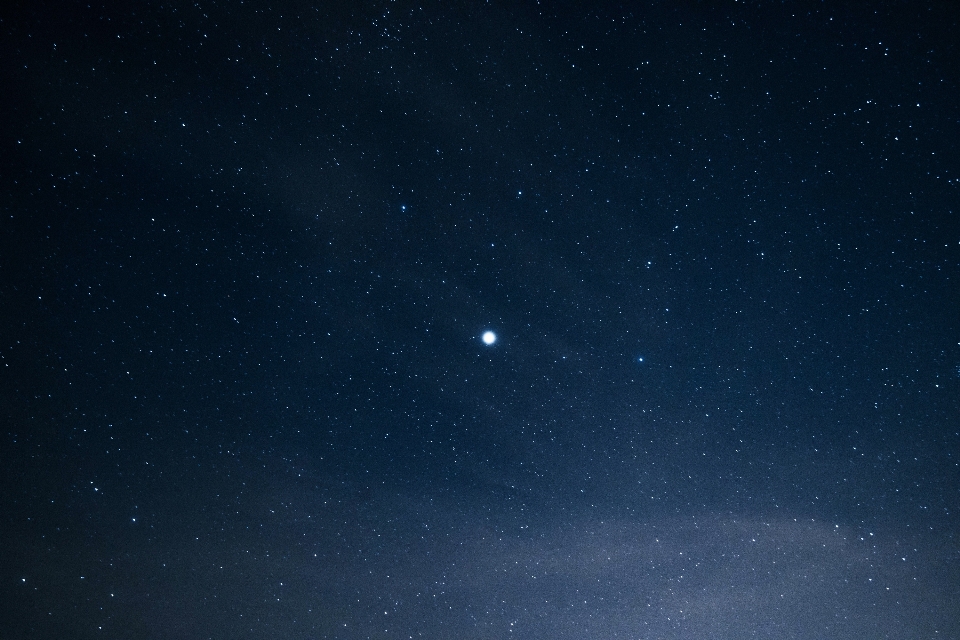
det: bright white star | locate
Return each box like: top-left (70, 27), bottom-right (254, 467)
top-left (482, 331), bottom-right (497, 345)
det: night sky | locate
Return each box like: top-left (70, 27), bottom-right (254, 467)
top-left (2, 2), bottom-right (959, 638)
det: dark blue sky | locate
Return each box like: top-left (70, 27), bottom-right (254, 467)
top-left (2, 2), bottom-right (958, 638)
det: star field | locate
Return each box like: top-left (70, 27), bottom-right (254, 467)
top-left (1, 2), bottom-right (958, 638)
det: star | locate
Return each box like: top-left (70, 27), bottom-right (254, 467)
top-left (482, 331), bottom-right (497, 345)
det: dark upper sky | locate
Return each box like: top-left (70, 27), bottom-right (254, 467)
top-left (2, 2), bottom-right (958, 638)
